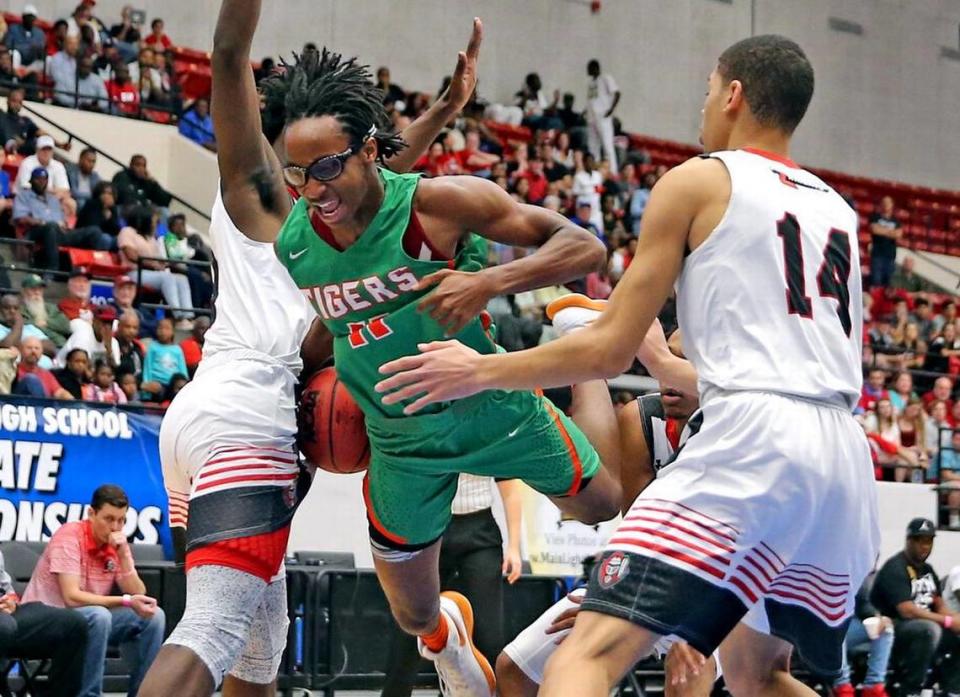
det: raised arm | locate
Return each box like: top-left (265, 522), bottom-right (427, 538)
top-left (414, 175), bottom-right (606, 334)
top-left (385, 18), bottom-right (483, 174)
top-left (212, 0), bottom-right (289, 239)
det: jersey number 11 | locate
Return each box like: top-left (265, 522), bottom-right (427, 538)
top-left (777, 213), bottom-right (853, 337)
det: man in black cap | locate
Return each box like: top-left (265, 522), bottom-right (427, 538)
top-left (870, 518), bottom-right (960, 697)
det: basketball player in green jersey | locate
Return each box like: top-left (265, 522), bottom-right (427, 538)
top-left (261, 32), bottom-right (625, 697)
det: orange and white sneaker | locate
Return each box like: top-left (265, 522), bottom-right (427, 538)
top-left (545, 293), bottom-right (607, 337)
top-left (418, 591), bottom-right (496, 697)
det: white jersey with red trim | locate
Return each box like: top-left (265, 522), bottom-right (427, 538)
top-left (677, 149), bottom-right (862, 410)
top-left (201, 188), bottom-right (314, 374)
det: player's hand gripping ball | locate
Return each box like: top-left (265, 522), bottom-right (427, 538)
top-left (297, 367), bottom-right (370, 474)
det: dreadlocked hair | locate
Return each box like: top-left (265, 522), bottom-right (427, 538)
top-left (260, 47), bottom-right (406, 161)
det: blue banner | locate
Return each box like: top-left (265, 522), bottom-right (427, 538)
top-left (0, 396), bottom-right (170, 557)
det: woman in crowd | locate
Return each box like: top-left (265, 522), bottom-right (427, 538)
top-left (77, 181), bottom-right (122, 237)
top-left (896, 397), bottom-right (931, 481)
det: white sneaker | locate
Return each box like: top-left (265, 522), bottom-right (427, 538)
top-left (418, 591), bottom-right (495, 697)
top-left (545, 293), bottom-right (607, 337)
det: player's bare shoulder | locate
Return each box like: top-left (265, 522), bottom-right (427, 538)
top-left (651, 156), bottom-right (732, 250)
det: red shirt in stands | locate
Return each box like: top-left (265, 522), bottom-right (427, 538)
top-left (106, 81), bottom-right (141, 116)
top-left (144, 33), bottom-right (172, 50)
top-left (58, 296), bottom-right (93, 321)
top-left (859, 387), bottom-right (890, 413)
top-left (922, 391), bottom-right (954, 416)
top-left (518, 170), bottom-right (548, 204)
top-left (180, 337), bottom-right (202, 374)
top-left (17, 364), bottom-right (64, 397)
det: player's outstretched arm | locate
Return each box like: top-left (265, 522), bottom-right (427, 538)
top-left (212, 0), bottom-right (289, 240)
top-left (386, 18), bottom-right (483, 174)
top-left (413, 175), bottom-right (606, 334)
top-left (377, 158), bottom-right (727, 414)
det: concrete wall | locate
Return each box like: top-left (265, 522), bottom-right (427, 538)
top-left (1, 97), bottom-right (218, 230)
top-left (21, 0), bottom-right (960, 189)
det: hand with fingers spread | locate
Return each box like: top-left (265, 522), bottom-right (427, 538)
top-left (377, 340), bottom-right (486, 414)
top-left (416, 268), bottom-right (498, 336)
top-left (544, 592), bottom-right (584, 643)
top-left (439, 17), bottom-right (483, 114)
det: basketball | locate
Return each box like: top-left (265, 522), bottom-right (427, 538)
top-left (297, 367), bottom-right (371, 474)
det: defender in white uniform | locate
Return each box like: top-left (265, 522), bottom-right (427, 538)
top-left (377, 35), bottom-right (881, 696)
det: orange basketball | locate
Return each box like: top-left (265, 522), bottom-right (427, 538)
top-left (297, 367), bottom-right (370, 474)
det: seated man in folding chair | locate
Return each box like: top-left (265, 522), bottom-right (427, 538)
top-left (0, 546), bottom-right (88, 697)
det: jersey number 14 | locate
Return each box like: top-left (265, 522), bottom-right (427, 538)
top-left (777, 213), bottom-right (852, 337)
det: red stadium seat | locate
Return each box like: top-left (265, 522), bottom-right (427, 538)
top-left (61, 248), bottom-right (126, 278)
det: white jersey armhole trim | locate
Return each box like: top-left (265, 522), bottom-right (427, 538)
top-left (682, 153), bottom-right (737, 265)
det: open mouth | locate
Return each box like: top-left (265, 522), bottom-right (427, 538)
top-left (311, 195), bottom-right (344, 223)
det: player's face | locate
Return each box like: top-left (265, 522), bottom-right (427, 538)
top-left (699, 69), bottom-right (730, 152)
top-left (284, 115), bottom-right (378, 227)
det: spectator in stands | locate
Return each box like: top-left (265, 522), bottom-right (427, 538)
top-left (0, 294), bottom-right (55, 361)
top-left (58, 268), bottom-right (93, 323)
top-left (569, 197), bottom-right (600, 239)
top-left (538, 142), bottom-right (568, 182)
top-left (377, 66), bottom-right (406, 108)
top-left (552, 129), bottom-right (576, 170)
top-left (12, 167), bottom-right (113, 270)
top-left (15, 135), bottom-right (75, 210)
top-left (933, 300), bottom-right (958, 336)
top-left (118, 371), bottom-right (140, 405)
top-left (112, 155), bottom-right (172, 209)
top-left (861, 368), bottom-right (891, 412)
top-left (889, 371), bottom-right (918, 413)
top-left (118, 206), bottom-right (194, 325)
top-left (106, 63), bottom-right (140, 116)
top-left (869, 195), bottom-right (903, 288)
top-left (21, 484), bottom-right (164, 697)
top-left (0, 88), bottom-right (54, 155)
top-left (0, 546), bottom-right (89, 697)
top-left (869, 315), bottom-right (903, 371)
top-left (253, 56), bottom-right (275, 84)
top-left (897, 398), bottom-right (931, 478)
top-left (159, 372), bottom-right (188, 407)
top-left (938, 431), bottom-right (960, 527)
top-left (72, 56), bottom-right (109, 112)
top-left (68, 147), bottom-right (102, 210)
top-left (111, 274), bottom-right (156, 337)
top-left (926, 322), bottom-right (960, 375)
top-left (77, 181), bottom-right (121, 237)
top-left (457, 129), bottom-right (500, 176)
top-left (585, 59), bottom-right (620, 173)
top-left (0, 47), bottom-right (34, 98)
top-left (178, 315), bottom-right (208, 377)
top-left (66, 2), bottom-right (101, 47)
top-left (870, 518), bottom-right (960, 697)
top-left (85, 358), bottom-right (126, 403)
top-left (52, 346), bottom-right (90, 399)
top-left (923, 376), bottom-right (955, 414)
top-left (56, 304), bottom-right (119, 367)
top-left (143, 18), bottom-right (172, 51)
top-left (556, 92), bottom-right (586, 135)
top-left (109, 5), bottom-right (141, 63)
top-left (518, 157), bottom-right (548, 205)
top-left (516, 73), bottom-right (560, 131)
top-left (142, 318), bottom-right (187, 396)
top-left (165, 213), bottom-right (212, 308)
top-left (892, 256), bottom-right (927, 294)
top-left (572, 151), bottom-right (604, 233)
top-left (832, 574), bottom-right (894, 697)
top-left (912, 298), bottom-right (935, 340)
top-left (898, 322), bottom-right (927, 371)
top-left (13, 336), bottom-right (72, 399)
top-left (46, 19), bottom-right (68, 59)
top-left (115, 310), bottom-right (157, 396)
top-left (3, 5), bottom-right (46, 75)
top-left (48, 34), bottom-right (81, 107)
top-left (178, 98), bottom-right (215, 151)
top-left (19, 274), bottom-right (71, 348)
top-left (866, 397), bottom-right (922, 479)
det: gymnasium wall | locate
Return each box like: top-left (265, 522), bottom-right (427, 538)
top-left (26, 0), bottom-right (960, 189)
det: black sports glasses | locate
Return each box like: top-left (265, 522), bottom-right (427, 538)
top-left (282, 125), bottom-right (376, 187)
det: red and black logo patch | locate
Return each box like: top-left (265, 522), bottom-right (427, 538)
top-left (598, 551), bottom-right (630, 589)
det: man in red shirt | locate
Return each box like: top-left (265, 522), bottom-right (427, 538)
top-left (517, 158), bottom-right (549, 205)
top-left (14, 337), bottom-right (73, 399)
top-left (22, 484), bottom-right (165, 697)
top-left (106, 63), bottom-right (141, 116)
top-left (178, 315), bottom-right (209, 377)
top-left (57, 267), bottom-right (94, 323)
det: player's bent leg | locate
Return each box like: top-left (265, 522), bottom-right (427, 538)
top-left (221, 675), bottom-right (276, 697)
top-left (223, 575), bottom-right (289, 696)
top-left (539, 610), bottom-right (661, 697)
top-left (495, 652), bottom-right (538, 697)
top-left (617, 399), bottom-right (656, 511)
top-left (372, 538), bottom-right (443, 634)
top-left (719, 622), bottom-right (815, 697)
top-left (139, 645), bottom-right (216, 697)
